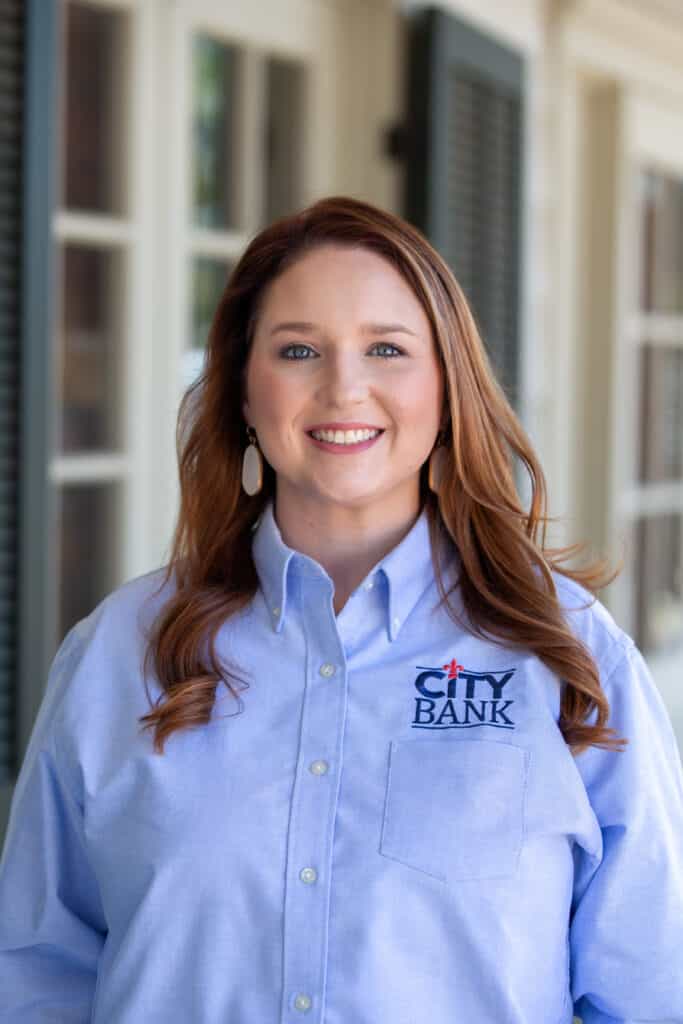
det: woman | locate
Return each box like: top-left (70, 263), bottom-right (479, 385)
top-left (1, 196), bottom-right (682, 1023)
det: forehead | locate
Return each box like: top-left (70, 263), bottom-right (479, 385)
top-left (256, 244), bottom-right (430, 333)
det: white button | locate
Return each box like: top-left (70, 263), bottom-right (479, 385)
top-left (392, 617), bottom-right (400, 630)
top-left (299, 866), bottom-right (317, 884)
top-left (309, 759), bottom-right (328, 775)
top-left (294, 993), bottom-right (312, 1012)
top-left (272, 606), bottom-right (280, 616)
top-left (363, 579), bottom-right (374, 591)
top-left (319, 662), bottom-right (336, 678)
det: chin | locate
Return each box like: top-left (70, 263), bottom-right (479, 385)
top-left (305, 482), bottom-right (388, 509)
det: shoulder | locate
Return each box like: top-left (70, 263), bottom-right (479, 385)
top-left (549, 573), bottom-right (660, 740)
top-left (68, 565), bottom-right (177, 651)
top-left (30, 568), bottom-right (178, 778)
top-left (550, 569), bottom-right (635, 680)
top-left (47, 566), bottom-right (178, 718)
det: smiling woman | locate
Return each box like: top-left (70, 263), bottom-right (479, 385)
top-left (1, 196), bottom-right (682, 1023)
top-left (143, 195), bottom-right (627, 761)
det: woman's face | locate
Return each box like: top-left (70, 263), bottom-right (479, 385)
top-left (242, 243), bottom-right (445, 514)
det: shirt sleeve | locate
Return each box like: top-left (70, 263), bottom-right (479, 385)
top-left (570, 640), bottom-right (683, 1024)
top-left (0, 625), bottom-right (107, 1022)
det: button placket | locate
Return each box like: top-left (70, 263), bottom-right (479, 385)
top-left (280, 579), bottom-right (347, 1024)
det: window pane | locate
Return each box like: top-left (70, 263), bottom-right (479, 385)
top-left (191, 257), bottom-right (232, 350)
top-left (192, 35), bottom-right (240, 230)
top-left (637, 344), bottom-right (683, 483)
top-left (264, 56), bottom-right (305, 224)
top-left (58, 245), bottom-right (124, 453)
top-left (62, 1), bottom-right (129, 214)
top-left (634, 512), bottom-right (683, 654)
top-left (640, 168), bottom-right (683, 314)
top-left (57, 482), bottom-right (120, 643)
top-left (181, 257), bottom-right (232, 389)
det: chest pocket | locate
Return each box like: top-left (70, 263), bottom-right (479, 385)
top-left (379, 738), bottom-right (530, 883)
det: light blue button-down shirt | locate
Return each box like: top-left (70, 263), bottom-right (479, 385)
top-left (1, 498), bottom-right (683, 1022)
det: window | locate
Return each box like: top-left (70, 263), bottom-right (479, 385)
top-left (630, 168), bottom-right (683, 657)
top-left (53, 0), bottom-right (131, 645)
top-left (183, 30), bottom-right (307, 390)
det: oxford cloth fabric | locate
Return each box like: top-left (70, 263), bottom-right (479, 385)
top-left (1, 499), bottom-right (683, 1023)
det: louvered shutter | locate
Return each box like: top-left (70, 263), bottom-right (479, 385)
top-left (1, 0), bottom-right (58, 843)
top-left (404, 6), bottom-right (525, 410)
top-left (0, 0), bottom-right (25, 795)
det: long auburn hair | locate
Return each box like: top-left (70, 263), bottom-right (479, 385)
top-left (140, 195), bottom-right (627, 758)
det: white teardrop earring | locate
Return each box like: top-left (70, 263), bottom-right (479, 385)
top-left (241, 425), bottom-right (264, 496)
top-left (428, 430), bottom-right (448, 495)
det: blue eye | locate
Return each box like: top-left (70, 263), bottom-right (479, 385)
top-left (371, 342), bottom-right (403, 358)
top-left (279, 342), bottom-right (404, 360)
top-left (280, 344), bottom-right (316, 360)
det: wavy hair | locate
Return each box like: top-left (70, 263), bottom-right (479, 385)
top-left (140, 195), bottom-right (627, 758)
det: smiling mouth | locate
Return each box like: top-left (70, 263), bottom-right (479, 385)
top-left (306, 428), bottom-right (385, 453)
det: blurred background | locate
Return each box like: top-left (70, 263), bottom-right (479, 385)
top-left (1, 0), bottom-right (682, 845)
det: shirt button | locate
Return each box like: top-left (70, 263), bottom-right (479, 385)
top-left (363, 579), bottom-right (374, 591)
top-left (309, 759), bottom-right (328, 775)
top-left (299, 866), bottom-right (317, 884)
top-left (294, 993), bottom-right (312, 1012)
top-left (392, 617), bottom-right (400, 630)
top-left (319, 662), bottom-right (336, 678)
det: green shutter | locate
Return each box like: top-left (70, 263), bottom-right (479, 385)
top-left (0, 0), bottom-right (25, 793)
top-left (404, 6), bottom-right (525, 410)
top-left (1, 0), bottom-right (59, 843)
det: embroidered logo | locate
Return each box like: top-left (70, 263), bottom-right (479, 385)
top-left (412, 658), bottom-right (517, 730)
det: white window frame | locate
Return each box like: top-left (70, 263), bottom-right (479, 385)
top-left (608, 91), bottom-right (683, 719)
top-left (52, 0), bottom-right (143, 654)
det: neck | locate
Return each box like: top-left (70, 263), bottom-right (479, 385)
top-left (273, 485), bottom-right (422, 614)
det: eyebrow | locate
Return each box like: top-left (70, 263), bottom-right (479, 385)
top-left (268, 321), bottom-right (418, 337)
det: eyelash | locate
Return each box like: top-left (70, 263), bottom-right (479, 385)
top-left (279, 342), bottom-right (405, 360)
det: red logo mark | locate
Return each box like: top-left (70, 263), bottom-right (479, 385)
top-left (442, 658), bottom-right (464, 680)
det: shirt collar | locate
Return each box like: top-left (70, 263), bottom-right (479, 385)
top-left (251, 498), bottom-right (459, 642)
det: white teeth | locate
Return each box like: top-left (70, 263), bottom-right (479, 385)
top-left (310, 428), bottom-right (381, 445)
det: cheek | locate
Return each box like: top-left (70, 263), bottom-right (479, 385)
top-left (246, 359), bottom-right (306, 432)
top-left (391, 371), bottom-right (443, 435)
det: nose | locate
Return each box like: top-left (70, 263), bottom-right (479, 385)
top-left (316, 349), bottom-right (369, 407)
